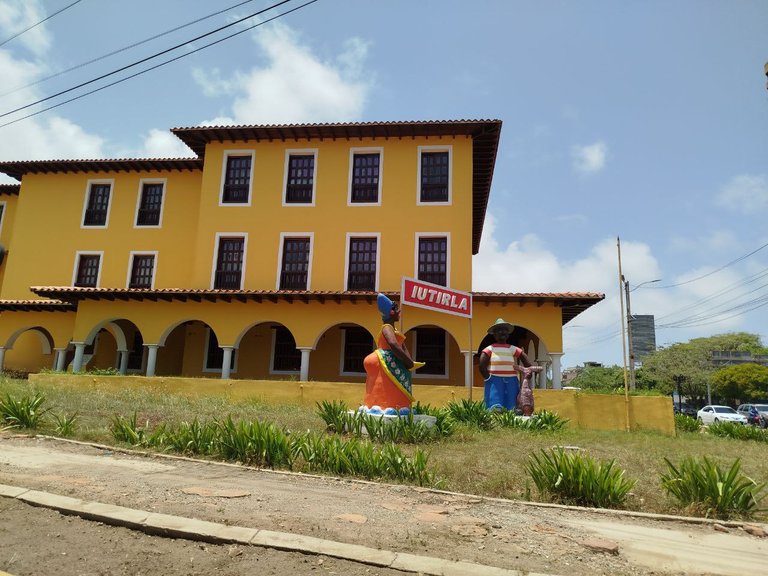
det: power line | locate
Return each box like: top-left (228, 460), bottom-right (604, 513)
top-left (0, 0), bottom-right (83, 49)
top-left (651, 240), bottom-right (768, 289)
top-left (0, 0), bottom-right (259, 99)
top-left (0, 0), bottom-right (320, 130)
top-left (0, 0), bottom-right (296, 121)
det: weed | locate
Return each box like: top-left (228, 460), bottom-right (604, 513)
top-left (52, 412), bottom-right (78, 436)
top-left (674, 414), bottom-right (701, 433)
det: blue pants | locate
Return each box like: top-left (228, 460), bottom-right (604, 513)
top-left (483, 374), bottom-right (520, 411)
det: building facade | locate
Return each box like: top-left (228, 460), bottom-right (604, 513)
top-left (0, 120), bottom-right (602, 388)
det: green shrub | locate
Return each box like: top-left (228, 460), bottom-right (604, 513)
top-left (527, 447), bottom-right (636, 508)
top-left (708, 421), bottom-right (768, 442)
top-left (0, 393), bottom-right (49, 429)
top-left (494, 409), bottom-right (569, 432)
top-left (674, 414), bottom-right (701, 433)
top-left (446, 399), bottom-right (496, 430)
top-left (660, 456), bottom-right (766, 519)
top-left (315, 400), bottom-right (348, 433)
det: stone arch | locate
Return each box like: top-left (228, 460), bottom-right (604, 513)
top-left (4, 326), bottom-right (54, 354)
top-left (311, 321), bottom-right (374, 382)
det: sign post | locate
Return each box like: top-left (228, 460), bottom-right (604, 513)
top-left (400, 277), bottom-right (474, 396)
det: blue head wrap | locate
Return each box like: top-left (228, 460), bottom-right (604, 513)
top-left (377, 293), bottom-right (394, 322)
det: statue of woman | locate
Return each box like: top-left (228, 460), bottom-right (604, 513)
top-left (361, 294), bottom-right (423, 414)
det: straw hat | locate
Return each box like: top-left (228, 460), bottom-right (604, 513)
top-left (487, 318), bottom-right (515, 334)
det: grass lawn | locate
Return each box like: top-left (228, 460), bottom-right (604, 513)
top-left (2, 376), bottom-right (767, 520)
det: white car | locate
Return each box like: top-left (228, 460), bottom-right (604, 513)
top-left (696, 405), bottom-right (748, 426)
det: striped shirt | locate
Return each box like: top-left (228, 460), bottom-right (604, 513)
top-left (482, 343), bottom-right (523, 376)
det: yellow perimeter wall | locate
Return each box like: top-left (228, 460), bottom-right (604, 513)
top-left (29, 373), bottom-right (675, 435)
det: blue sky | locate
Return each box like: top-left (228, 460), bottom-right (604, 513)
top-left (0, 0), bottom-right (766, 368)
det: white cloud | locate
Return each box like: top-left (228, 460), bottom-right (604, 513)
top-left (472, 218), bottom-right (764, 367)
top-left (571, 141), bottom-right (607, 174)
top-left (716, 174), bottom-right (768, 214)
top-left (0, 0), bottom-right (51, 56)
top-left (139, 129), bottom-right (196, 158)
top-left (195, 23), bottom-right (372, 125)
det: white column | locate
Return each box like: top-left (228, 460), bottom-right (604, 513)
top-left (535, 360), bottom-right (548, 389)
top-left (118, 350), bottom-right (129, 375)
top-left (549, 353), bottom-right (564, 390)
top-left (462, 351), bottom-right (473, 389)
top-left (54, 348), bottom-right (67, 371)
top-left (298, 347), bottom-right (312, 381)
top-left (145, 345), bottom-right (159, 377)
top-left (0, 347), bottom-right (5, 371)
top-left (72, 343), bottom-right (86, 373)
top-left (220, 346), bottom-right (234, 379)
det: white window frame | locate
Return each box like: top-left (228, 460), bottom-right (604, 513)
top-left (344, 232), bottom-right (381, 291)
top-left (72, 250), bottom-right (104, 287)
top-left (282, 148), bottom-right (318, 207)
top-left (416, 145), bottom-right (452, 206)
top-left (80, 179), bottom-right (114, 229)
top-left (133, 178), bottom-right (166, 228)
top-left (0, 200), bottom-right (6, 238)
top-left (125, 251), bottom-right (159, 289)
top-left (347, 147), bottom-right (383, 206)
top-left (210, 232), bottom-right (248, 290)
top-left (414, 232), bottom-right (451, 287)
top-left (275, 232), bottom-right (314, 290)
top-left (269, 326), bottom-right (300, 376)
top-left (219, 150), bottom-right (255, 206)
top-left (202, 327), bottom-right (238, 374)
top-left (412, 328), bottom-right (450, 380)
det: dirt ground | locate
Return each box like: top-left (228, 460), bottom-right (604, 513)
top-left (0, 433), bottom-right (766, 576)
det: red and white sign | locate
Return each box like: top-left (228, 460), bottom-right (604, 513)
top-left (400, 277), bottom-right (472, 318)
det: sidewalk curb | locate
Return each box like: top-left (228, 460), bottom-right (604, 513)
top-left (27, 434), bottom-right (767, 531)
top-left (0, 482), bottom-right (557, 576)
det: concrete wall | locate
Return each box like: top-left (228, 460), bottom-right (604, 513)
top-left (29, 373), bottom-right (675, 435)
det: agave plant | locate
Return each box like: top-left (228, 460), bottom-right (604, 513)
top-left (660, 457), bottom-right (766, 519)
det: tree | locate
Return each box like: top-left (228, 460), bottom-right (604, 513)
top-left (570, 366), bottom-right (624, 391)
top-left (711, 363), bottom-right (768, 404)
top-left (641, 332), bottom-right (767, 406)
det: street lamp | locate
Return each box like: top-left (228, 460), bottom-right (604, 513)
top-left (623, 278), bottom-right (661, 390)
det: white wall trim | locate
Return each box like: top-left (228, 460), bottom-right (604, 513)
top-left (416, 145), bottom-right (452, 206)
top-left (343, 232), bottom-right (381, 291)
top-left (72, 250), bottom-right (104, 287)
top-left (275, 232), bottom-right (315, 290)
top-left (125, 250), bottom-right (159, 289)
top-left (219, 150), bottom-right (255, 207)
top-left (210, 232), bottom-right (248, 290)
top-left (269, 326), bottom-right (300, 375)
top-left (282, 148), bottom-right (318, 207)
top-left (414, 232), bottom-right (451, 287)
top-left (347, 147), bottom-right (383, 206)
top-left (80, 179), bottom-right (114, 229)
top-left (133, 178), bottom-right (166, 228)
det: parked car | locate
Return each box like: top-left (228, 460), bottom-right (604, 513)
top-left (736, 404), bottom-right (768, 428)
top-left (673, 403), bottom-right (698, 418)
top-left (696, 405), bottom-right (748, 426)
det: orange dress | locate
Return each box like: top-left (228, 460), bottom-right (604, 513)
top-left (362, 326), bottom-right (414, 410)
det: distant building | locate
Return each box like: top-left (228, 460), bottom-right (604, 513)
top-left (630, 314), bottom-right (656, 361)
top-left (710, 351), bottom-right (768, 367)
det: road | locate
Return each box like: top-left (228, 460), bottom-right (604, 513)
top-left (0, 433), bottom-right (766, 575)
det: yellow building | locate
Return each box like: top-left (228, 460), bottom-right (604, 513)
top-left (0, 120), bottom-right (602, 389)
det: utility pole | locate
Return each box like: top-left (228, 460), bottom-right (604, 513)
top-left (624, 278), bottom-right (636, 390)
